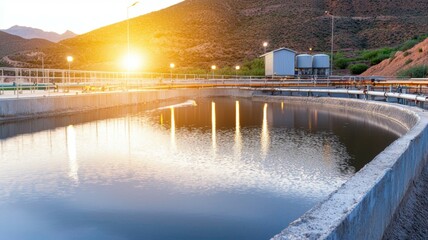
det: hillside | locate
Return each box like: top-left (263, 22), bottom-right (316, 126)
top-left (362, 38), bottom-right (428, 77)
top-left (0, 31), bottom-right (55, 67)
top-left (5, 0), bottom-right (428, 71)
top-left (2, 25), bottom-right (77, 43)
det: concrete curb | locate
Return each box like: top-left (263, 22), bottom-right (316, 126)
top-left (267, 97), bottom-right (428, 240)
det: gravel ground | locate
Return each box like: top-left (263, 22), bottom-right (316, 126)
top-left (383, 163), bottom-right (428, 239)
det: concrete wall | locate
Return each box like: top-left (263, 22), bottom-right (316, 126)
top-left (264, 96), bottom-right (428, 240)
top-left (1, 89), bottom-right (427, 239)
top-left (0, 89), bottom-right (252, 122)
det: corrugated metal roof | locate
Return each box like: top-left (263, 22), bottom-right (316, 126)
top-left (259, 48), bottom-right (297, 57)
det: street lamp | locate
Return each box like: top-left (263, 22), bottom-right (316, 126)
top-left (325, 11), bottom-right (334, 76)
top-left (66, 56), bottom-right (73, 84)
top-left (127, 1), bottom-right (139, 89)
top-left (263, 42), bottom-right (268, 54)
top-left (211, 65), bottom-right (216, 80)
top-left (170, 63), bottom-right (175, 82)
top-left (235, 65), bottom-right (240, 79)
top-left (127, 1), bottom-right (139, 60)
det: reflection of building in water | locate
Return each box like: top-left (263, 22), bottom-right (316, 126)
top-left (261, 103), bottom-right (270, 158)
top-left (211, 101), bottom-right (217, 151)
top-left (170, 107), bottom-right (176, 150)
top-left (234, 101), bottom-right (242, 160)
top-left (66, 125), bottom-right (79, 184)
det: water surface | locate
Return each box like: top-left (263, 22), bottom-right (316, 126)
top-left (0, 97), bottom-right (402, 239)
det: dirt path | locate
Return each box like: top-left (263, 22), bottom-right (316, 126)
top-left (383, 163), bottom-right (428, 239)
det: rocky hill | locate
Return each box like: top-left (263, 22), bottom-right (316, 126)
top-left (4, 0), bottom-right (428, 71)
top-left (0, 31), bottom-right (54, 67)
top-left (362, 38), bottom-right (428, 77)
top-left (2, 25), bottom-right (77, 43)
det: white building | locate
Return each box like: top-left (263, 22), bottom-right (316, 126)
top-left (261, 48), bottom-right (296, 76)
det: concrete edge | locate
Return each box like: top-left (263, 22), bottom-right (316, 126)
top-left (268, 96), bottom-right (428, 240)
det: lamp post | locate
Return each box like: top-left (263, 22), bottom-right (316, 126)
top-left (235, 65), bottom-right (240, 79)
top-left (325, 11), bottom-right (334, 76)
top-left (263, 42), bottom-right (268, 54)
top-left (170, 63), bottom-right (175, 83)
top-left (127, 1), bottom-right (139, 89)
top-left (211, 65), bottom-right (216, 80)
top-left (66, 56), bottom-right (73, 84)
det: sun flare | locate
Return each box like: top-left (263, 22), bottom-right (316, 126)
top-left (121, 53), bottom-right (143, 71)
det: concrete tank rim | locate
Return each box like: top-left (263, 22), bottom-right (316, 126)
top-left (267, 96), bottom-right (426, 240)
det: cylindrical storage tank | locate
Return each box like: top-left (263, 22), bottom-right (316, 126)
top-left (313, 54), bottom-right (330, 68)
top-left (296, 54), bottom-right (313, 69)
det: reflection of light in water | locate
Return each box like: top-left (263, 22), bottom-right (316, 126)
top-left (281, 101), bottom-right (284, 111)
top-left (170, 107), bottom-right (176, 150)
top-left (323, 141), bottom-right (332, 165)
top-left (66, 125), bottom-right (79, 184)
top-left (211, 101), bottom-right (216, 151)
top-left (261, 103), bottom-right (269, 158)
top-left (0, 99), bottom-right (370, 202)
top-left (314, 110), bottom-right (318, 129)
top-left (234, 101), bottom-right (242, 159)
top-left (160, 113), bottom-right (164, 126)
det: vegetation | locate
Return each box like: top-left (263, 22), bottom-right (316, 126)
top-left (404, 59), bottom-right (413, 65)
top-left (328, 33), bottom-right (428, 75)
top-left (349, 64), bottom-right (369, 75)
top-left (397, 65), bottom-right (428, 78)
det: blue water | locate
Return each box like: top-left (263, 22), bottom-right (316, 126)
top-left (0, 97), bottom-right (401, 239)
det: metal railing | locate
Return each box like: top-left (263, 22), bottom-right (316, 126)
top-left (2, 67), bottom-right (428, 108)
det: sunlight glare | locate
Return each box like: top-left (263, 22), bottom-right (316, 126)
top-left (122, 53), bottom-right (143, 71)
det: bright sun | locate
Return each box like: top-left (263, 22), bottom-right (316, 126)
top-left (122, 53), bottom-right (144, 71)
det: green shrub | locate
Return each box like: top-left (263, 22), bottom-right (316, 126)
top-left (419, 48), bottom-right (423, 53)
top-left (335, 58), bottom-right (349, 69)
top-left (403, 51), bottom-right (411, 57)
top-left (389, 51), bottom-right (397, 58)
top-left (370, 53), bottom-right (390, 65)
top-left (405, 59), bottom-right (413, 65)
top-left (349, 64), bottom-right (369, 75)
top-left (361, 48), bottom-right (394, 65)
top-left (399, 39), bottom-right (419, 51)
top-left (397, 65), bottom-right (428, 78)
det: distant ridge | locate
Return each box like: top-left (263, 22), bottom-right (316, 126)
top-left (2, 25), bottom-right (77, 43)
top-left (2, 0), bottom-right (428, 71)
top-left (0, 31), bottom-right (53, 57)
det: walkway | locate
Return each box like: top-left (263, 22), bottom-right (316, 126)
top-left (383, 163), bottom-right (428, 239)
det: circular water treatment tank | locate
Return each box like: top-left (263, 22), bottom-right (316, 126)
top-left (296, 54), bottom-right (313, 69)
top-left (313, 54), bottom-right (330, 68)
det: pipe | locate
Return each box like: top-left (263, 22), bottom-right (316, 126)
top-left (264, 88), bottom-right (428, 102)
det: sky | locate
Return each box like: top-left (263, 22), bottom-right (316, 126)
top-left (0, 0), bottom-right (183, 34)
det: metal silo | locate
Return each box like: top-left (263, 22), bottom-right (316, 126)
top-left (296, 54), bottom-right (313, 76)
top-left (296, 54), bottom-right (313, 69)
top-left (313, 54), bottom-right (330, 76)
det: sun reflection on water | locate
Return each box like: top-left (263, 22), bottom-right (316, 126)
top-left (261, 103), bottom-right (270, 158)
top-left (66, 125), bottom-right (79, 184)
top-left (211, 101), bottom-right (216, 152)
top-left (234, 100), bottom-right (242, 160)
